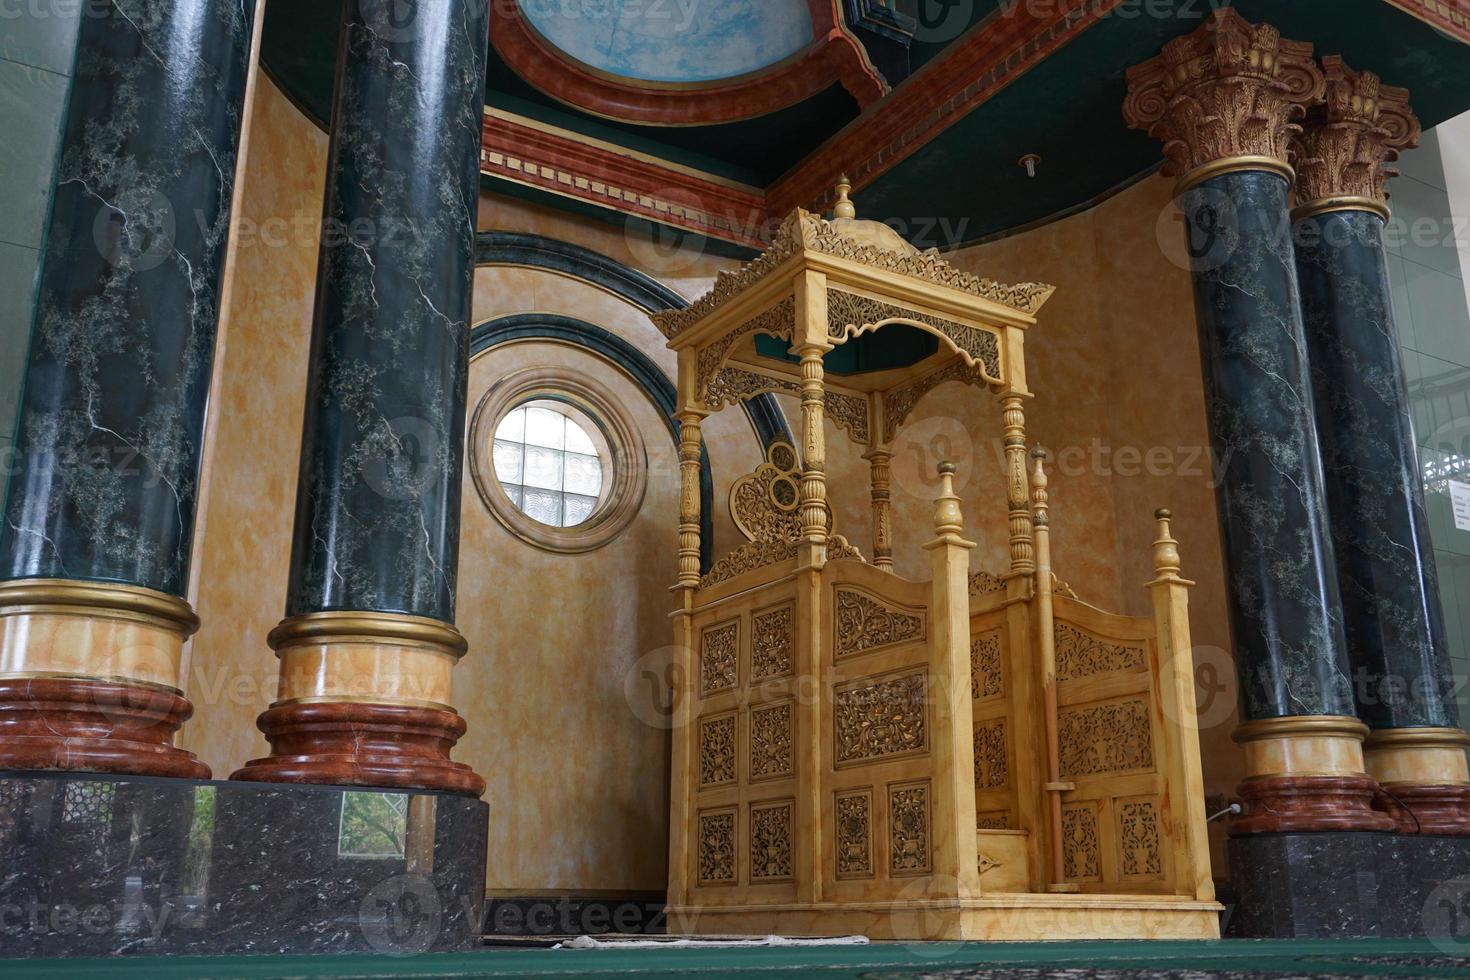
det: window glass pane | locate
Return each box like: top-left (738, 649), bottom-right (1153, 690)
top-left (564, 419), bottom-right (597, 455)
top-left (503, 484), bottom-right (523, 507)
top-left (564, 452), bottom-right (603, 496)
top-left (492, 439), bottom-right (523, 484)
top-left (563, 494), bottom-right (597, 526)
top-left (494, 407), bottom-right (525, 442)
top-left (524, 407), bottom-right (566, 449)
top-left (523, 445), bottom-right (563, 491)
top-left (522, 488), bottom-right (562, 526)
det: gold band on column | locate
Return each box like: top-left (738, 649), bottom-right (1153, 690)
top-left (1233, 714), bottom-right (1371, 778)
top-left (1291, 196), bottom-right (1392, 222)
top-left (1175, 156), bottom-right (1295, 196)
top-left (269, 610), bottom-right (465, 709)
top-left (0, 578), bottom-right (207, 778)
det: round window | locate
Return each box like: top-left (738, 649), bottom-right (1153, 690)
top-left (468, 367), bottom-right (648, 555)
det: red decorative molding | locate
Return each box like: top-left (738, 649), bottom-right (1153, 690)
top-left (770, 0), bottom-right (1126, 215)
top-left (492, 0), bottom-right (886, 126)
top-left (1383, 0), bottom-right (1470, 41)
top-left (481, 109), bottom-right (771, 249)
top-left (0, 678), bottom-right (209, 779)
top-left (1232, 775), bottom-right (1397, 835)
top-left (233, 701), bottom-right (486, 798)
top-left (480, 2), bottom-right (1117, 243)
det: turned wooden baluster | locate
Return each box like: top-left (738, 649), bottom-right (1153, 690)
top-left (1030, 447), bottom-right (1074, 892)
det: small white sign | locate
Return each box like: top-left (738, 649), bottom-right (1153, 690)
top-left (1451, 480), bottom-right (1470, 532)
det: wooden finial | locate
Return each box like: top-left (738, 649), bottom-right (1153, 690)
top-left (1153, 507), bottom-right (1181, 578)
top-left (1029, 446), bottom-right (1050, 527)
top-left (933, 461), bottom-right (963, 534)
top-left (834, 174), bottom-right (857, 220)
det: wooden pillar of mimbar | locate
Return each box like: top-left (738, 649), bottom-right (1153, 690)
top-left (0, 1), bottom-right (258, 777)
top-left (1292, 60), bottom-right (1470, 834)
top-left (231, 0), bottom-right (489, 796)
top-left (1124, 10), bottom-right (1391, 833)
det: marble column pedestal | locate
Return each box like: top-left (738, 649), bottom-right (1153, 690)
top-left (1227, 831), bottom-right (1470, 938)
top-left (0, 772), bottom-right (486, 957)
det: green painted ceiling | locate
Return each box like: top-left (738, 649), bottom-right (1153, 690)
top-left (261, 0), bottom-right (1470, 248)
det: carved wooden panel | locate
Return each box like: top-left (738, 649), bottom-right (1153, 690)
top-left (750, 702), bottom-right (794, 782)
top-left (1055, 623), bottom-right (1145, 681)
top-left (749, 801), bottom-right (795, 882)
top-left (888, 781), bottom-right (931, 876)
top-left (973, 718), bottom-right (1008, 789)
top-left (699, 713), bottom-right (737, 787)
top-left (834, 588), bottom-right (925, 659)
top-left (700, 620), bottom-right (738, 696)
top-left (1058, 695), bottom-right (1155, 778)
top-left (834, 670), bottom-right (927, 766)
top-left (1118, 797), bottom-right (1164, 880)
top-left (976, 810), bottom-right (1010, 830)
top-left (970, 628), bottom-right (1003, 700)
top-left (1062, 803), bottom-right (1101, 882)
top-left (697, 808), bottom-right (737, 885)
top-left (835, 789), bottom-right (873, 879)
top-left (751, 603), bottom-right (794, 681)
top-left (826, 288), bottom-right (1003, 382)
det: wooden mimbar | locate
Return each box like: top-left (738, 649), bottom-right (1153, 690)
top-left (654, 183), bottom-right (1221, 940)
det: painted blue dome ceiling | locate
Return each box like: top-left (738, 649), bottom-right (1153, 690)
top-left (522, 0), bottom-right (815, 84)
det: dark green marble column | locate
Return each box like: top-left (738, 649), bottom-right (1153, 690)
top-left (1125, 10), bottom-right (1393, 834)
top-left (233, 0), bottom-right (488, 796)
top-left (1291, 60), bottom-right (1470, 833)
top-left (0, 0), bottom-right (256, 777)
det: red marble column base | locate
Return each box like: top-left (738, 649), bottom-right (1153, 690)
top-left (1374, 784), bottom-right (1470, 835)
top-left (1232, 775), bottom-right (1397, 834)
top-left (0, 678), bottom-right (209, 779)
top-left (231, 701), bottom-right (486, 797)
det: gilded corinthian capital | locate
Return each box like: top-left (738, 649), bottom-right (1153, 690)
top-left (1122, 9), bottom-right (1325, 192)
top-left (1291, 57), bottom-right (1420, 219)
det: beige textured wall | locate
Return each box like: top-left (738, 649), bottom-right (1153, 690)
top-left (181, 75), bottom-right (328, 774)
top-left (183, 75), bottom-right (1240, 891)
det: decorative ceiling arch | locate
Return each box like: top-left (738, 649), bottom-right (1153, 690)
top-left (493, 0), bottom-right (887, 126)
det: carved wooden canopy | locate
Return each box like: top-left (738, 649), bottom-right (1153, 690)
top-left (656, 189), bottom-right (1054, 450)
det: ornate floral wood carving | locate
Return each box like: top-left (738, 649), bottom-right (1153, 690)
top-left (834, 589), bottom-right (925, 659)
top-left (700, 620), bottom-right (739, 696)
top-left (699, 714), bottom-right (736, 786)
top-left (1119, 799), bottom-right (1164, 878)
top-left (1292, 56), bottom-right (1420, 209)
top-left (698, 809), bottom-right (736, 885)
top-left (700, 541), bottom-right (800, 589)
top-left (970, 628), bottom-right (1003, 701)
top-left (835, 671), bottom-right (927, 765)
top-left (652, 209), bottom-right (1052, 341)
top-left (836, 790), bottom-right (873, 878)
top-left (1062, 803), bottom-right (1101, 881)
top-left (1054, 623), bottom-right (1145, 682)
top-left (706, 365), bottom-right (802, 411)
top-left (889, 782), bottom-right (931, 875)
top-left (976, 811), bottom-right (1010, 830)
top-left (694, 297), bottom-right (795, 404)
top-left (752, 604), bottom-right (794, 680)
top-left (968, 570), bottom-right (1008, 596)
top-left (826, 289), bottom-right (1003, 383)
top-left (1122, 9), bottom-right (1325, 180)
top-left (750, 702), bottom-right (794, 782)
top-left (1059, 696), bottom-right (1155, 778)
top-left (825, 390), bottom-right (871, 444)
top-left (973, 719), bottom-right (1008, 790)
top-left (750, 801), bottom-right (795, 882)
top-left (883, 358), bottom-right (990, 442)
top-left (730, 441), bottom-right (802, 544)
